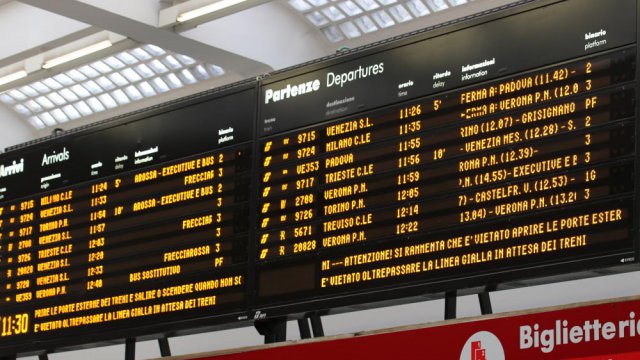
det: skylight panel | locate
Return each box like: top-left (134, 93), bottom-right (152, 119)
top-left (66, 69), bottom-right (88, 82)
top-left (322, 25), bottom-right (345, 42)
top-left (14, 104), bottom-right (31, 116)
top-left (322, 6), bottom-right (346, 21)
top-left (162, 55), bottom-right (182, 70)
top-left (164, 73), bottom-right (183, 89)
top-left (38, 112), bottom-right (56, 126)
top-left (289, 0), bottom-right (312, 12)
top-left (43, 78), bottom-right (64, 90)
top-left (19, 85), bottom-right (38, 97)
top-left (111, 89), bottom-right (130, 105)
top-left (389, 4), bottom-right (413, 21)
top-left (289, 0), bottom-right (475, 42)
top-left (149, 59), bottom-right (169, 74)
top-left (116, 52), bottom-right (138, 65)
top-left (426, 0), bottom-right (448, 11)
top-left (62, 104), bottom-right (82, 120)
top-left (152, 77), bottom-right (170, 93)
top-left (124, 85), bottom-right (143, 101)
top-left (179, 69), bottom-right (197, 84)
top-left (338, 1), bottom-right (363, 16)
top-left (31, 81), bottom-right (51, 94)
top-left (47, 92), bottom-right (67, 106)
top-left (82, 80), bottom-right (103, 95)
top-left (355, 0), bottom-right (379, 11)
top-left (134, 63), bottom-right (155, 78)
top-left (71, 84), bottom-right (91, 98)
top-left (35, 96), bottom-right (55, 109)
top-left (306, 11), bottom-right (330, 27)
top-left (0, 93), bottom-right (15, 104)
top-left (339, 21), bottom-right (361, 38)
top-left (1, 43), bottom-right (227, 128)
top-left (206, 64), bottom-right (225, 77)
top-left (24, 100), bottom-right (43, 113)
top-left (104, 56), bottom-right (126, 69)
top-left (98, 93), bottom-right (118, 109)
top-left (8, 90), bottom-right (27, 101)
top-left (371, 9), bottom-right (395, 27)
top-left (108, 73), bottom-right (129, 87)
top-left (50, 108), bottom-right (69, 122)
top-left (137, 81), bottom-right (156, 97)
top-left (354, 15), bottom-right (378, 33)
top-left (121, 68), bottom-right (143, 82)
top-left (78, 65), bottom-right (100, 78)
top-left (131, 48), bottom-right (152, 61)
top-left (192, 65), bottom-right (210, 80)
top-left (53, 74), bottom-right (74, 86)
top-left (59, 88), bottom-right (79, 102)
top-left (28, 116), bottom-right (45, 129)
top-left (175, 54), bottom-right (196, 66)
top-left (86, 97), bottom-right (106, 112)
top-left (405, 0), bottom-right (430, 16)
top-left (73, 100), bottom-right (93, 116)
top-left (143, 44), bottom-right (165, 56)
top-left (90, 60), bottom-right (112, 74)
top-left (96, 76), bottom-right (116, 91)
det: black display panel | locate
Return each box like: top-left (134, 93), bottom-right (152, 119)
top-left (0, 0), bottom-right (638, 356)
top-left (0, 85), bottom-right (255, 353)
top-left (255, 0), bottom-right (638, 313)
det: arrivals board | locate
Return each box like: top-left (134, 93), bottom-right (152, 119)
top-left (0, 0), bottom-right (638, 355)
top-left (0, 86), bottom-right (255, 353)
top-left (256, 0), bottom-right (638, 311)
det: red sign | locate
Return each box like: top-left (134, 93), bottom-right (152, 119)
top-left (178, 296), bottom-right (640, 360)
top-left (568, 352), bottom-right (640, 360)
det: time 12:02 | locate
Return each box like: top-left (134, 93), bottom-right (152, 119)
top-left (1, 313), bottom-right (29, 336)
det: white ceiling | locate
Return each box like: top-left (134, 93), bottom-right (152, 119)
top-left (0, 0), bottom-right (518, 145)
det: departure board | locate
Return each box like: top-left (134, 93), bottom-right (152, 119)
top-left (0, 86), bottom-right (255, 353)
top-left (0, 0), bottom-right (639, 355)
top-left (255, 0), bottom-right (638, 312)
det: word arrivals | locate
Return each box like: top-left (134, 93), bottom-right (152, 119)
top-left (41, 148), bottom-right (70, 166)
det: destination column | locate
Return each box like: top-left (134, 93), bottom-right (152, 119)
top-left (321, 117), bottom-right (374, 252)
top-left (36, 190), bottom-right (75, 301)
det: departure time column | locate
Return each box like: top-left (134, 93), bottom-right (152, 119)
top-left (395, 105), bottom-right (423, 236)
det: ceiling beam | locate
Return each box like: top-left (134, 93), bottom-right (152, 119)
top-left (0, 26), bottom-right (102, 69)
top-left (159, 0), bottom-right (273, 32)
top-left (18, 0), bottom-right (273, 77)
